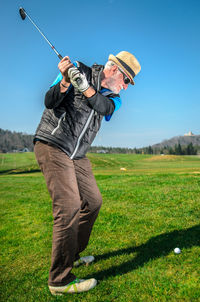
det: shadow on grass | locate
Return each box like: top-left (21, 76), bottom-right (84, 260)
top-left (0, 168), bottom-right (41, 175)
top-left (86, 224), bottom-right (200, 281)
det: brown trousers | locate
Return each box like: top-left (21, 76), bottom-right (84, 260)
top-left (34, 141), bottom-right (102, 286)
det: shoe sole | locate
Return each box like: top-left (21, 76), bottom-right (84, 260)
top-left (49, 290), bottom-right (63, 296)
top-left (49, 279), bottom-right (97, 295)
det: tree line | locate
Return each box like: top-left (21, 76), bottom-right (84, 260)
top-left (0, 128), bottom-right (199, 155)
top-left (137, 143), bottom-right (198, 155)
top-left (89, 143), bottom-right (198, 155)
top-left (0, 129), bottom-right (34, 153)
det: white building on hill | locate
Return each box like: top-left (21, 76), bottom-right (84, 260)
top-left (184, 131), bottom-right (195, 136)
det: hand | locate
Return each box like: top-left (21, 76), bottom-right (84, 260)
top-left (58, 56), bottom-right (73, 82)
top-left (68, 67), bottom-right (90, 93)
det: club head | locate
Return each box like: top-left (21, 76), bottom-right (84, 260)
top-left (19, 7), bottom-right (26, 20)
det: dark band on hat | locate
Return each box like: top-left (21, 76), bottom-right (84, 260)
top-left (116, 57), bottom-right (136, 78)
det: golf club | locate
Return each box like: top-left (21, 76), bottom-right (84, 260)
top-left (19, 7), bottom-right (63, 60)
top-left (19, 7), bottom-right (81, 84)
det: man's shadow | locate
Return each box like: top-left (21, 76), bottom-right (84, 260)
top-left (85, 225), bottom-right (200, 280)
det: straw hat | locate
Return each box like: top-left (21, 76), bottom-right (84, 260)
top-left (108, 51), bottom-right (141, 85)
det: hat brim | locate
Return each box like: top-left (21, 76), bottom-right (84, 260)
top-left (108, 54), bottom-right (134, 85)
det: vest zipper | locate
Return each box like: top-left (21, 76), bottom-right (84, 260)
top-left (70, 67), bottom-right (103, 160)
top-left (70, 109), bottom-right (94, 159)
top-left (51, 112), bottom-right (66, 135)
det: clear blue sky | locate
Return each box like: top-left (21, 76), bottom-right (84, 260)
top-left (0, 0), bottom-right (199, 148)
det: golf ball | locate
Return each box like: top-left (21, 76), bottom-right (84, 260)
top-left (174, 247), bottom-right (181, 254)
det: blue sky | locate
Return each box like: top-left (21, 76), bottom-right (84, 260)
top-left (0, 0), bottom-right (199, 148)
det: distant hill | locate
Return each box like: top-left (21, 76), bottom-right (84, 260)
top-left (152, 134), bottom-right (200, 149)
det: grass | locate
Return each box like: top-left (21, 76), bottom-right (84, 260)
top-left (0, 152), bottom-right (200, 301)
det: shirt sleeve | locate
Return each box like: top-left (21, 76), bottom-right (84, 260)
top-left (105, 95), bottom-right (122, 121)
top-left (44, 82), bottom-right (68, 109)
top-left (50, 72), bottom-right (63, 87)
top-left (45, 62), bottom-right (78, 109)
top-left (87, 92), bottom-right (115, 116)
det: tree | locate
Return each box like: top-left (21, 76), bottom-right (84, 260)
top-left (174, 143), bottom-right (183, 155)
top-left (186, 143), bottom-right (197, 155)
top-left (147, 146), bottom-right (153, 154)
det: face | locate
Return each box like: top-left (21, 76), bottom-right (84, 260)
top-left (105, 66), bottom-right (131, 94)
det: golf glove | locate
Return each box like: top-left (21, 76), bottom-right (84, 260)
top-left (68, 67), bottom-right (90, 93)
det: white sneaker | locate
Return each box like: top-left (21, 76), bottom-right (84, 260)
top-left (49, 278), bottom-right (97, 295)
top-left (74, 255), bottom-right (95, 267)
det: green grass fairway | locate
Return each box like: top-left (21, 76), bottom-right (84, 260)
top-left (0, 153), bottom-right (200, 301)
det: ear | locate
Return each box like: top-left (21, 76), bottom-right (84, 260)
top-left (111, 65), bottom-right (118, 74)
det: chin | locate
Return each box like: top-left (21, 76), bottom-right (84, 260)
top-left (105, 79), bottom-right (121, 94)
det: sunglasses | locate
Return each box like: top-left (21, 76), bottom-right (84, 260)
top-left (118, 68), bottom-right (131, 85)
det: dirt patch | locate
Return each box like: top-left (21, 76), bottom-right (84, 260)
top-left (145, 155), bottom-right (181, 161)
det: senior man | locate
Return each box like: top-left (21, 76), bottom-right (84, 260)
top-left (34, 51), bottom-right (141, 295)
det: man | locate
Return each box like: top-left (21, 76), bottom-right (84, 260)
top-left (34, 51), bottom-right (141, 295)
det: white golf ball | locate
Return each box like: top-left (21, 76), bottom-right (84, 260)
top-left (174, 247), bottom-right (181, 254)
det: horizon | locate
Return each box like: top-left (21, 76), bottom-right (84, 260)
top-left (1, 127), bottom-right (199, 150)
top-left (0, 0), bottom-right (200, 148)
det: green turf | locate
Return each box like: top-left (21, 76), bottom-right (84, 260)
top-left (0, 153), bottom-right (200, 301)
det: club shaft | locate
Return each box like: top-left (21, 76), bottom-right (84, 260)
top-left (24, 10), bottom-right (63, 60)
top-left (20, 8), bottom-right (82, 85)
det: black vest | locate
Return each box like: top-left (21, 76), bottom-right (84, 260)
top-left (34, 63), bottom-right (110, 159)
